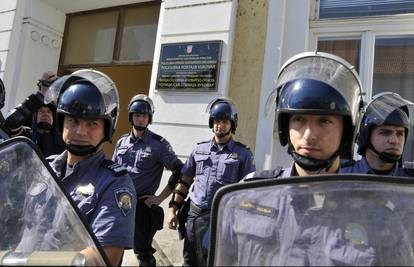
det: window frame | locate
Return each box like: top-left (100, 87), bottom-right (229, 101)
top-left (59, 1), bottom-right (160, 69)
top-left (309, 3), bottom-right (414, 100)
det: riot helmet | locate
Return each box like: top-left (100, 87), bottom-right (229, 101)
top-left (269, 52), bottom-right (364, 171)
top-left (357, 92), bottom-right (414, 163)
top-left (128, 94), bottom-right (154, 131)
top-left (45, 69), bottom-right (119, 156)
top-left (206, 98), bottom-right (238, 136)
top-left (0, 77), bottom-right (5, 109)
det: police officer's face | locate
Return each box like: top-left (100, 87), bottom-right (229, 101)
top-left (213, 119), bottom-right (232, 135)
top-left (62, 116), bottom-right (105, 147)
top-left (289, 114), bottom-right (343, 160)
top-left (370, 125), bottom-right (405, 156)
top-left (37, 106), bottom-right (53, 124)
top-left (132, 113), bottom-right (149, 127)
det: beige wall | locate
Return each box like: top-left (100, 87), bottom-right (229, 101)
top-left (228, 0), bottom-right (269, 151)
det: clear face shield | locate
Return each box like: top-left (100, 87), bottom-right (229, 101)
top-left (266, 52), bottom-right (365, 127)
top-left (365, 92), bottom-right (414, 166)
top-left (130, 94), bottom-right (155, 114)
top-left (45, 69), bottom-right (120, 130)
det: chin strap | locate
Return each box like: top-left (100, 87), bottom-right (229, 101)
top-left (288, 142), bottom-right (338, 172)
top-left (367, 143), bottom-right (401, 163)
top-left (214, 129), bottom-right (231, 138)
top-left (66, 138), bottom-right (105, 156)
top-left (133, 125), bottom-right (147, 132)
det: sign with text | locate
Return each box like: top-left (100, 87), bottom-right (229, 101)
top-left (156, 41), bottom-right (222, 91)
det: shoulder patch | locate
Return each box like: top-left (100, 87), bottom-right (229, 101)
top-left (235, 141), bottom-right (250, 150)
top-left (101, 159), bottom-right (127, 176)
top-left (197, 140), bottom-right (210, 145)
top-left (114, 187), bottom-right (133, 216)
top-left (152, 133), bottom-right (165, 142)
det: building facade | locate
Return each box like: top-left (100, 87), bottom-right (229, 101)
top-left (1, 0), bottom-right (414, 170)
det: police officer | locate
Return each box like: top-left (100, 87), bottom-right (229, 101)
top-left (245, 52), bottom-right (364, 180)
top-left (341, 92), bottom-right (414, 176)
top-left (31, 71), bottom-right (65, 157)
top-left (217, 52), bottom-right (413, 265)
top-left (167, 97), bottom-right (256, 266)
top-left (112, 94), bottom-right (183, 266)
top-left (44, 69), bottom-right (136, 266)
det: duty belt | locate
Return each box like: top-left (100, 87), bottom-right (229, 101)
top-left (190, 201), bottom-right (210, 214)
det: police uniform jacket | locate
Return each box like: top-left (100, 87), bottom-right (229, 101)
top-left (49, 150), bottom-right (136, 248)
top-left (182, 138), bottom-right (255, 209)
top-left (340, 156), bottom-right (413, 177)
top-left (112, 129), bottom-right (180, 195)
top-left (221, 163), bottom-right (413, 265)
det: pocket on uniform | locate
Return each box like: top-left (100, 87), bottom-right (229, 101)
top-left (194, 154), bottom-right (210, 175)
top-left (217, 159), bottom-right (240, 184)
top-left (233, 208), bottom-right (277, 239)
top-left (77, 193), bottom-right (98, 215)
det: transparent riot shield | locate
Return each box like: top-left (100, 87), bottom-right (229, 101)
top-left (0, 137), bottom-right (108, 266)
top-left (209, 174), bottom-right (414, 266)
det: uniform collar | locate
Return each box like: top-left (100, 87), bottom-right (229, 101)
top-left (128, 129), bottom-right (152, 143)
top-left (53, 150), bottom-right (106, 179)
top-left (361, 155), bottom-right (400, 176)
top-left (210, 137), bottom-right (235, 151)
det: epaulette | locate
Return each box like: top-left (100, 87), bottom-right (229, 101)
top-left (152, 133), bottom-right (165, 142)
top-left (101, 159), bottom-right (127, 176)
top-left (243, 167), bottom-right (283, 182)
top-left (235, 141), bottom-right (250, 150)
top-left (120, 133), bottom-right (129, 138)
top-left (340, 159), bottom-right (356, 168)
top-left (197, 140), bottom-right (210, 145)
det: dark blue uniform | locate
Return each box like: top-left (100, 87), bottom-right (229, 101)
top-left (112, 129), bottom-right (181, 262)
top-left (49, 150), bottom-right (136, 248)
top-left (341, 156), bottom-right (413, 177)
top-left (219, 170), bottom-right (414, 265)
top-left (182, 138), bottom-right (255, 266)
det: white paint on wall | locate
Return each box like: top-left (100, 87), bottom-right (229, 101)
top-left (148, 0), bottom-right (237, 159)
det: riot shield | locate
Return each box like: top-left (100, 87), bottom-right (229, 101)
top-left (209, 174), bottom-right (414, 266)
top-left (0, 137), bottom-right (108, 266)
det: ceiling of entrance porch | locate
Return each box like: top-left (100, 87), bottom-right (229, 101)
top-left (40, 0), bottom-right (153, 13)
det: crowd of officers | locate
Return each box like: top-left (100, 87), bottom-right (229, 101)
top-left (0, 50), bottom-right (413, 266)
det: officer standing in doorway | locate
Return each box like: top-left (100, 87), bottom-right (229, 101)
top-left (44, 69), bottom-right (136, 266)
top-left (167, 97), bottom-right (256, 266)
top-left (341, 92), bottom-right (414, 176)
top-left (112, 94), bottom-right (184, 267)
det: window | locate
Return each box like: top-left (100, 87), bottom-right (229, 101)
top-left (319, 0), bottom-right (414, 19)
top-left (61, 2), bottom-right (160, 67)
top-left (312, 0), bottom-right (414, 163)
top-left (318, 38), bottom-right (361, 72)
top-left (373, 36), bottom-right (414, 100)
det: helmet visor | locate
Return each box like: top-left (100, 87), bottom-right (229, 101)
top-left (72, 70), bottom-right (119, 122)
top-left (266, 52), bottom-right (364, 127)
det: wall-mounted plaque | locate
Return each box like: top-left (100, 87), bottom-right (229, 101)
top-left (156, 40), bottom-right (222, 91)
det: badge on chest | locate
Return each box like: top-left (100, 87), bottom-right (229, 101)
top-left (76, 183), bottom-right (95, 196)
